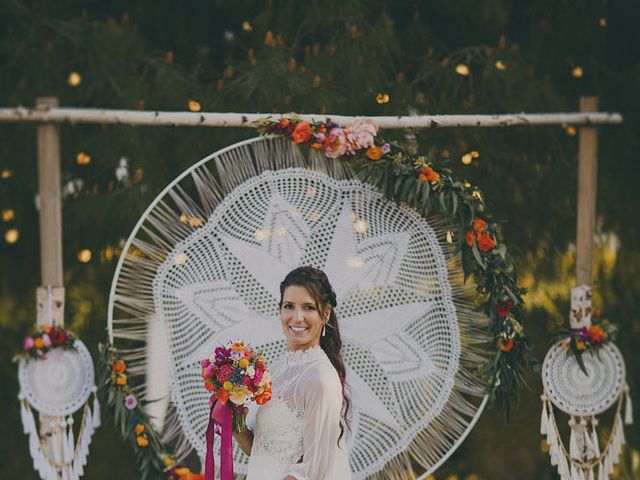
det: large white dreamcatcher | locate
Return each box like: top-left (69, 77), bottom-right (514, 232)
top-left (107, 136), bottom-right (490, 479)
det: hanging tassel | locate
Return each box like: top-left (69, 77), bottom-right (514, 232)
top-left (624, 385), bottom-right (633, 425)
top-left (67, 417), bottom-right (76, 465)
top-left (569, 417), bottom-right (581, 460)
top-left (540, 399), bottom-right (549, 435)
top-left (597, 462), bottom-right (605, 480)
top-left (587, 467), bottom-right (594, 480)
top-left (92, 392), bottom-right (101, 428)
top-left (591, 418), bottom-right (600, 457)
top-left (570, 462), bottom-right (581, 480)
top-left (558, 453), bottom-right (570, 479)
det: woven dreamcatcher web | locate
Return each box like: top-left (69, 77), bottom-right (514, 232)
top-left (108, 136), bottom-right (490, 479)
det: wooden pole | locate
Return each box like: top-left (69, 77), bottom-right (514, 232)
top-left (576, 96), bottom-right (599, 288)
top-left (36, 97), bottom-right (65, 478)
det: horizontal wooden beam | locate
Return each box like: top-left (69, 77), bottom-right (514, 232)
top-left (0, 105), bottom-right (624, 129)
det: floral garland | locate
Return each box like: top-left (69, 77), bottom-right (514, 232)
top-left (14, 324), bottom-right (76, 361)
top-left (97, 343), bottom-right (204, 480)
top-left (258, 116), bottom-right (536, 414)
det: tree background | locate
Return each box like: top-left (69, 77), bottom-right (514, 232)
top-left (1, 0), bottom-right (638, 478)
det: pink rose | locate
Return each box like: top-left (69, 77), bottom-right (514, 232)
top-left (22, 336), bottom-right (34, 350)
top-left (42, 334), bottom-right (51, 347)
top-left (204, 364), bottom-right (215, 379)
top-left (347, 118), bottom-right (378, 149)
top-left (324, 128), bottom-right (354, 158)
top-left (200, 358), bottom-right (211, 368)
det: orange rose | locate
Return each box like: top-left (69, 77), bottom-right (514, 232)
top-left (498, 338), bottom-right (514, 352)
top-left (366, 146), bottom-right (382, 160)
top-left (292, 122), bottom-right (313, 144)
top-left (476, 232), bottom-right (496, 252)
top-left (256, 389), bottom-right (272, 405)
top-left (465, 231), bottom-right (476, 247)
top-left (215, 388), bottom-right (230, 403)
top-left (473, 218), bottom-right (487, 233)
top-left (587, 326), bottom-right (605, 344)
top-left (40, 324), bottom-right (51, 334)
top-left (136, 435), bottom-right (149, 447)
top-left (34, 337), bottom-right (45, 349)
top-left (112, 360), bottom-right (126, 374)
top-left (204, 380), bottom-right (215, 392)
top-left (279, 118), bottom-right (290, 127)
top-left (116, 375), bottom-right (127, 385)
top-left (419, 166), bottom-right (440, 183)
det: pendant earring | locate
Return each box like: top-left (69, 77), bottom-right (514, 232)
top-left (322, 323), bottom-right (326, 337)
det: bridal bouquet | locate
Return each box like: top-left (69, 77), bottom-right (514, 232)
top-left (200, 341), bottom-right (272, 433)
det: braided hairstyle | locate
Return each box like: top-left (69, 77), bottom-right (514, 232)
top-left (279, 266), bottom-right (351, 445)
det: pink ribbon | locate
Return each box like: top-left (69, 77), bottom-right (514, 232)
top-left (205, 398), bottom-right (234, 480)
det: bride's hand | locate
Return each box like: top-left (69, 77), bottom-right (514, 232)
top-left (232, 407), bottom-right (253, 456)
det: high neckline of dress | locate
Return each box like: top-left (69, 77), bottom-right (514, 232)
top-left (283, 344), bottom-right (324, 366)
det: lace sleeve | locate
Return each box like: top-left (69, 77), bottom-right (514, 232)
top-left (284, 362), bottom-right (344, 480)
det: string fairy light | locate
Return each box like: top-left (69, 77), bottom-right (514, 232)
top-left (376, 93), bottom-right (390, 104)
top-left (77, 249), bottom-right (92, 263)
top-left (571, 66), bottom-right (584, 78)
top-left (67, 72), bottom-right (82, 87)
top-left (76, 152), bottom-right (91, 165)
top-left (2, 209), bottom-right (14, 221)
top-left (455, 64), bottom-right (470, 76)
top-left (187, 100), bottom-right (201, 112)
top-left (4, 228), bottom-right (19, 244)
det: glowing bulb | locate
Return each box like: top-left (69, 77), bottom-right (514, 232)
top-left (2, 209), bottom-right (14, 221)
top-left (174, 252), bottom-right (188, 266)
top-left (598, 17), bottom-right (607, 27)
top-left (472, 191), bottom-right (484, 202)
top-left (242, 21), bottom-right (252, 32)
top-left (67, 72), bottom-right (82, 87)
top-left (461, 153), bottom-right (473, 165)
top-left (1, 169), bottom-right (12, 179)
top-left (188, 100), bottom-right (201, 112)
top-left (375, 93), bottom-right (390, 104)
top-left (77, 249), bottom-right (92, 263)
top-left (346, 256), bottom-right (364, 268)
top-left (4, 228), bottom-right (19, 244)
top-left (76, 152), bottom-right (91, 165)
top-left (254, 229), bottom-right (269, 241)
top-left (353, 219), bottom-right (368, 234)
top-left (495, 60), bottom-right (506, 71)
top-left (463, 181), bottom-right (471, 188)
top-left (455, 64), bottom-right (470, 76)
top-left (566, 126), bottom-right (577, 136)
top-left (471, 150), bottom-right (480, 158)
top-left (446, 231), bottom-right (455, 244)
top-left (571, 66), bottom-right (584, 78)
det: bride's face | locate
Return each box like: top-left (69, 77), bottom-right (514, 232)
top-left (280, 285), bottom-right (329, 351)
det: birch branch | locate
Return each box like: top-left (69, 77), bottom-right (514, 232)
top-left (0, 106), bottom-right (623, 129)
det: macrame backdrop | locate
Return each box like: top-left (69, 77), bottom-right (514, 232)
top-left (108, 136), bottom-right (490, 479)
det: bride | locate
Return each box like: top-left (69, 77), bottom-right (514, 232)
top-left (234, 266), bottom-right (353, 480)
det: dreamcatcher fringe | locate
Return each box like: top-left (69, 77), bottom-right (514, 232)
top-left (19, 391), bottom-right (99, 480)
top-left (110, 136), bottom-right (491, 479)
top-left (541, 389), bottom-right (632, 480)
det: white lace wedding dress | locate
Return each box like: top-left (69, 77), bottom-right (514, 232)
top-left (245, 345), bottom-right (352, 480)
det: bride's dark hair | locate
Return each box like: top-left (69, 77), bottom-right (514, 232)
top-left (279, 266), bottom-right (351, 445)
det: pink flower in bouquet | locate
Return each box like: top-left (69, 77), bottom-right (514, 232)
top-left (42, 334), bottom-right (51, 347)
top-left (347, 118), bottom-right (378, 149)
top-left (200, 358), bottom-right (211, 368)
top-left (252, 369), bottom-right (264, 386)
top-left (214, 346), bottom-right (229, 364)
top-left (242, 376), bottom-right (253, 387)
top-left (22, 336), bottom-right (34, 350)
top-left (203, 363), bottom-right (215, 379)
top-left (216, 364), bottom-right (234, 383)
top-left (324, 128), bottom-right (354, 158)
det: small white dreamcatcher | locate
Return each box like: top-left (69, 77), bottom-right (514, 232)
top-left (541, 286), bottom-right (633, 480)
top-left (17, 287), bottom-right (100, 480)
